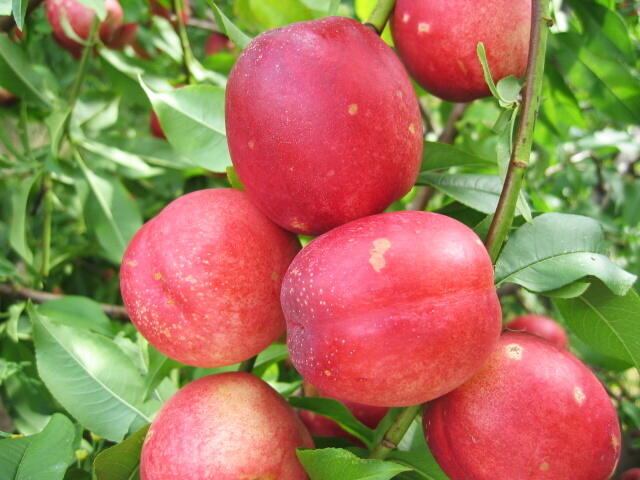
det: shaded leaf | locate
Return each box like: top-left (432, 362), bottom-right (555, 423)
top-left (9, 174), bottom-right (39, 266)
top-left (93, 425), bottom-right (149, 480)
top-left (207, 0), bottom-right (252, 48)
top-left (297, 448), bottom-right (411, 480)
top-left (421, 142), bottom-right (494, 171)
top-left (39, 296), bottom-right (115, 337)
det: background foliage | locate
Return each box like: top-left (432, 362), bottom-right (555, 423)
top-left (0, 0), bottom-right (638, 478)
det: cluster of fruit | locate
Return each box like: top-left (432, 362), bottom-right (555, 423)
top-left (32, 1), bottom-right (624, 479)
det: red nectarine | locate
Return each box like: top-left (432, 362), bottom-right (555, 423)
top-left (622, 469), bottom-right (640, 480)
top-left (282, 211), bottom-right (502, 406)
top-left (424, 332), bottom-right (621, 479)
top-left (205, 32), bottom-right (233, 56)
top-left (45, 0), bottom-right (123, 58)
top-left (120, 189), bottom-right (300, 367)
top-left (141, 372), bottom-right (313, 480)
top-left (391, 0), bottom-right (531, 102)
top-left (226, 17), bottom-right (423, 235)
top-left (507, 314), bottom-right (568, 349)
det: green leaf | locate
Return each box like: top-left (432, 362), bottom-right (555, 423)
top-left (419, 173), bottom-right (528, 217)
top-left (9, 174), bottom-right (39, 266)
top-left (39, 296), bottom-right (115, 337)
top-left (93, 424), bottom-right (149, 480)
top-left (76, 0), bottom-right (106, 19)
top-left (77, 160), bottom-right (142, 264)
top-left (555, 282), bottom-right (640, 371)
top-left (289, 397), bottom-right (373, 447)
top-left (79, 139), bottom-right (164, 179)
top-left (297, 448), bottom-right (411, 480)
top-left (11, 0), bottom-right (27, 30)
top-left (421, 142), bottom-right (494, 171)
top-left (476, 43), bottom-right (500, 100)
top-left (207, 0), bottom-right (252, 48)
top-left (387, 421), bottom-right (449, 480)
top-left (0, 36), bottom-right (57, 107)
top-left (139, 79), bottom-right (231, 172)
top-left (142, 345), bottom-right (181, 400)
top-left (495, 213), bottom-right (637, 295)
top-left (0, 1), bottom-right (11, 15)
top-left (30, 305), bottom-right (154, 442)
top-left (0, 413), bottom-right (75, 480)
top-left (495, 76), bottom-right (521, 104)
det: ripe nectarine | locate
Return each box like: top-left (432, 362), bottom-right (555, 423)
top-left (507, 314), bottom-right (568, 349)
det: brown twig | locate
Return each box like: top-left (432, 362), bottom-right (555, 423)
top-left (0, 283), bottom-right (129, 318)
top-left (0, 0), bottom-right (44, 32)
top-left (407, 102), bottom-right (469, 211)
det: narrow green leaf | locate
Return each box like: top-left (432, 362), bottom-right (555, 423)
top-left (476, 43), bottom-right (500, 100)
top-left (421, 142), bottom-right (494, 171)
top-left (9, 174), bottom-right (39, 266)
top-left (495, 213), bottom-right (637, 295)
top-left (139, 79), bottom-right (230, 171)
top-left (297, 448), bottom-right (411, 480)
top-left (555, 282), bottom-right (640, 371)
top-left (93, 425), bottom-right (149, 480)
top-left (30, 305), bottom-right (154, 442)
top-left (206, 0), bottom-right (252, 49)
top-left (39, 296), bottom-right (115, 337)
top-left (79, 139), bottom-right (164, 179)
top-left (0, 414), bottom-right (75, 480)
top-left (11, 0), bottom-right (27, 30)
top-left (289, 397), bottom-right (373, 447)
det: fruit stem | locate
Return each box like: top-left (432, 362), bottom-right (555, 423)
top-left (365, 0), bottom-right (396, 34)
top-left (173, 0), bottom-right (195, 84)
top-left (368, 404), bottom-right (422, 459)
top-left (484, 0), bottom-right (551, 262)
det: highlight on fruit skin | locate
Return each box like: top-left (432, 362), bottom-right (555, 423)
top-left (140, 372), bottom-right (314, 480)
top-left (120, 188), bottom-right (300, 367)
top-left (506, 313), bottom-right (569, 349)
top-left (282, 210), bottom-right (502, 407)
top-left (390, 0), bottom-right (531, 102)
top-left (226, 16), bottom-right (423, 236)
top-left (45, 0), bottom-right (124, 58)
top-left (424, 332), bottom-right (622, 480)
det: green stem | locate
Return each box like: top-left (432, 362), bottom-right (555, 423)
top-left (68, 17), bottom-right (100, 111)
top-left (238, 356), bottom-right (256, 373)
top-left (18, 101), bottom-right (32, 161)
top-left (365, 0), bottom-right (396, 34)
top-left (173, 0), bottom-right (195, 84)
top-left (484, 0), bottom-right (551, 262)
top-left (41, 174), bottom-right (53, 280)
top-left (368, 404), bottom-right (422, 459)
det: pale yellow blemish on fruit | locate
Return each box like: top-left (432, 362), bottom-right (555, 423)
top-left (153, 272), bottom-right (162, 280)
top-left (248, 140), bottom-right (255, 149)
top-left (369, 238), bottom-right (392, 273)
top-left (185, 275), bottom-right (197, 284)
top-left (611, 434), bottom-right (620, 450)
top-left (408, 123), bottom-right (417, 134)
top-left (166, 298), bottom-right (175, 305)
top-left (539, 462), bottom-right (550, 471)
top-left (348, 104), bottom-right (358, 115)
top-left (505, 343), bottom-right (523, 360)
top-left (457, 59), bottom-right (468, 75)
top-left (324, 370), bottom-right (332, 376)
top-left (573, 386), bottom-right (586, 405)
top-left (418, 22), bottom-right (431, 33)
top-left (290, 220), bottom-right (307, 232)
top-left (125, 260), bottom-right (138, 267)
top-left (402, 13), bottom-right (410, 23)
top-left (396, 90), bottom-right (404, 99)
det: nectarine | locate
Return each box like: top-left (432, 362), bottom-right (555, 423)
top-left (226, 17), bottom-right (423, 235)
top-left (141, 372), bottom-right (313, 480)
top-left (424, 332), bottom-right (621, 479)
top-left (391, 0), bottom-right (531, 102)
top-left (45, 0), bottom-right (123, 58)
top-left (507, 314), bottom-right (568, 349)
top-left (622, 469), bottom-right (640, 480)
top-left (282, 211), bottom-right (502, 406)
top-left (120, 189), bottom-right (299, 367)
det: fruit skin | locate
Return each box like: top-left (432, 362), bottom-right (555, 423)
top-left (506, 314), bottom-right (569, 349)
top-left (45, 0), bottom-right (124, 58)
top-left (424, 332), bottom-right (621, 480)
top-left (621, 469), bottom-right (640, 480)
top-left (120, 189), bottom-right (300, 367)
top-left (299, 384), bottom-right (388, 443)
top-left (282, 211), bottom-right (502, 406)
top-left (226, 16), bottom-right (423, 236)
top-left (205, 32), bottom-right (233, 55)
top-left (390, 0), bottom-right (531, 102)
top-left (141, 372), bottom-right (313, 480)
top-left (149, 111), bottom-right (165, 139)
